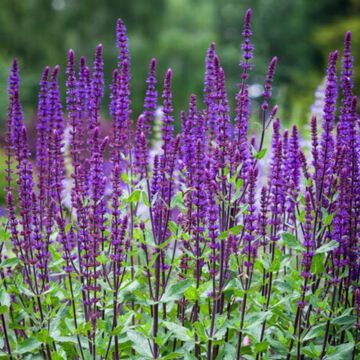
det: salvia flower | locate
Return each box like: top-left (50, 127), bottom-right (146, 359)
top-left (240, 8), bottom-right (254, 77)
top-left (262, 56), bottom-right (278, 109)
top-left (318, 51), bottom-right (338, 202)
top-left (142, 58), bottom-right (157, 138)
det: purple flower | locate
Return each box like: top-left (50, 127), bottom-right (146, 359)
top-left (36, 66), bottom-right (50, 219)
top-left (242, 167), bottom-right (258, 267)
top-left (116, 18), bottom-right (130, 70)
top-left (286, 125), bottom-right (300, 220)
top-left (337, 32), bottom-right (353, 146)
top-left (161, 68), bottom-right (174, 154)
top-left (142, 58), bottom-right (157, 138)
top-left (300, 192), bottom-right (314, 279)
top-left (240, 9), bottom-right (254, 77)
top-left (318, 51), bottom-right (338, 202)
top-left (134, 115), bottom-right (148, 176)
top-left (204, 43), bottom-right (217, 136)
top-left (268, 119), bottom-right (283, 241)
top-left (262, 56), bottom-right (278, 110)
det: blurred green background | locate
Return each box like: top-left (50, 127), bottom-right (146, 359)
top-left (0, 0), bottom-right (359, 131)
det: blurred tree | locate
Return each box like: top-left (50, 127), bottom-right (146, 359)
top-left (0, 0), bottom-right (358, 131)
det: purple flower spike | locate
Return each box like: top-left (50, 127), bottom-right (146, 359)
top-left (161, 68), bottom-right (174, 154)
top-left (66, 49), bottom-right (77, 116)
top-left (5, 59), bottom-right (21, 193)
top-left (111, 59), bottom-right (131, 155)
top-left (143, 58), bottom-right (157, 138)
top-left (134, 115), bottom-right (148, 176)
top-left (310, 115), bottom-right (319, 180)
top-left (262, 56), bottom-right (278, 109)
top-left (204, 43), bottom-right (218, 138)
top-left (242, 167), bottom-right (258, 267)
top-left (258, 186), bottom-right (269, 244)
top-left (36, 66), bottom-right (50, 218)
top-left (116, 18), bottom-right (130, 68)
top-left (268, 119), bottom-right (284, 241)
top-left (338, 31), bottom-right (354, 146)
top-left (90, 44), bottom-right (104, 129)
top-left (48, 66), bottom-right (65, 211)
top-left (301, 192), bottom-right (314, 280)
top-left (240, 8), bottom-right (254, 78)
top-left (78, 56), bottom-right (91, 120)
top-left (318, 50), bottom-right (338, 202)
top-left (287, 125), bottom-right (300, 220)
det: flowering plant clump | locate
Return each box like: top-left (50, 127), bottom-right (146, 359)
top-left (1, 8), bottom-right (359, 360)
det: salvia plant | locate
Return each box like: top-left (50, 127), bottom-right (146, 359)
top-left (0, 8), bottom-right (359, 360)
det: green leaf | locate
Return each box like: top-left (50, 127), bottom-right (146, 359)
top-left (127, 330), bottom-right (152, 358)
top-left (327, 343), bottom-right (354, 360)
top-left (16, 339), bottom-right (42, 355)
top-left (235, 178), bottom-right (244, 191)
top-left (323, 213), bottom-right (334, 226)
top-left (121, 171), bottom-right (130, 184)
top-left (54, 336), bottom-right (79, 344)
top-left (168, 221), bottom-right (178, 235)
top-left (142, 191), bottom-right (150, 207)
top-left (0, 288), bottom-right (10, 308)
top-left (163, 321), bottom-right (193, 342)
top-left (311, 253), bottom-right (325, 275)
top-left (0, 257), bottom-right (19, 268)
top-left (219, 225), bottom-right (243, 240)
top-left (231, 190), bottom-right (242, 203)
top-left (332, 314), bottom-right (356, 327)
top-left (302, 324), bottom-right (325, 341)
top-left (156, 236), bottom-right (173, 250)
top-left (281, 232), bottom-right (304, 252)
top-left (223, 343), bottom-right (237, 360)
top-left (37, 329), bottom-right (53, 344)
top-left (255, 341), bottom-right (269, 353)
top-left (162, 279), bottom-right (193, 302)
top-left (184, 286), bottom-right (199, 301)
top-left (161, 353), bottom-right (184, 359)
top-left (254, 148), bottom-right (267, 160)
top-left (127, 189), bottom-right (141, 203)
top-left (171, 192), bottom-right (185, 210)
top-left (316, 240), bottom-right (338, 254)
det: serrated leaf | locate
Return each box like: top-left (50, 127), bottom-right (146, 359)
top-left (171, 192), bottom-right (184, 210)
top-left (327, 343), bottom-right (354, 360)
top-left (54, 336), bottom-right (79, 344)
top-left (281, 232), bottom-right (304, 252)
top-left (161, 352), bottom-right (184, 359)
top-left (324, 213), bottom-right (334, 226)
top-left (127, 330), bottom-right (152, 357)
top-left (332, 314), bottom-right (356, 326)
top-left (142, 191), bottom-right (150, 207)
top-left (254, 148), bottom-right (267, 160)
top-left (163, 321), bottom-right (193, 341)
top-left (184, 286), bottom-right (199, 301)
top-left (302, 324), bottom-right (325, 341)
top-left (16, 339), bottom-right (42, 355)
top-left (316, 240), bottom-right (338, 254)
top-left (0, 257), bottom-right (19, 268)
top-left (311, 253), bottom-right (324, 275)
top-left (255, 341), bottom-right (269, 353)
top-left (162, 279), bottom-right (193, 302)
top-left (127, 189), bottom-right (141, 203)
top-left (0, 288), bottom-right (10, 308)
top-left (223, 343), bottom-right (237, 360)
